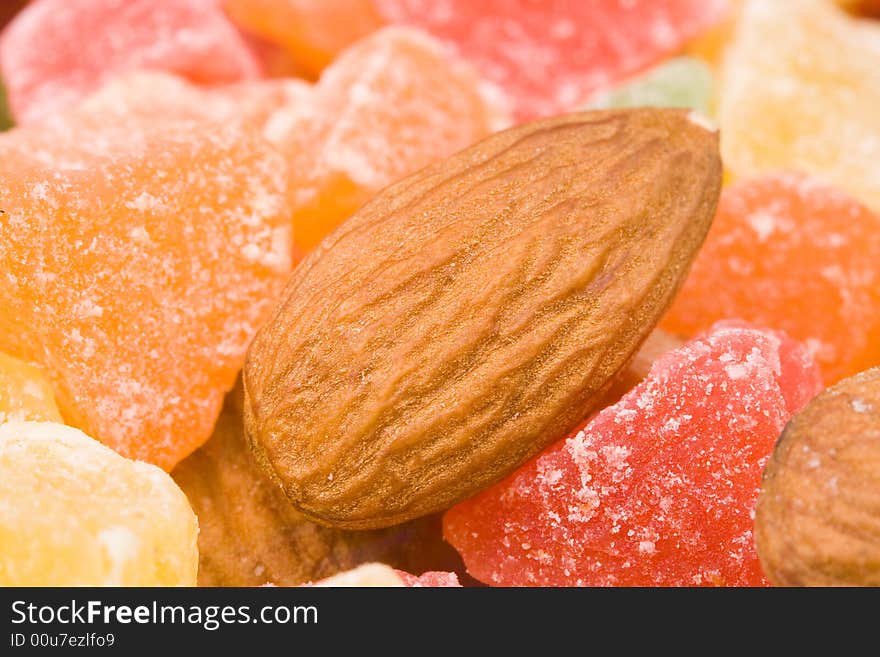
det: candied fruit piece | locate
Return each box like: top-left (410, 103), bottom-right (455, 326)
top-left (444, 323), bottom-right (823, 586)
top-left (76, 71), bottom-right (312, 138)
top-left (395, 570), bottom-right (461, 587)
top-left (376, 0), bottom-right (729, 121)
top-left (0, 352), bottom-right (62, 424)
top-left (720, 0), bottom-right (880, 211)
top-left (0, 0), bottom-right (262, 124)
top-left (311, 563), bottom-right (405, 587)
top-left (0, 421), bottom-right (198, 586)
top-left (172, 386), bottom-right (466, 586)
top-left (586, 57), bottom-right (715, 117)
top-left (224, 0), bottom-right (382, 78)
top-left (662, 174), bottom-right (880, 384)
top-left (265, 27), bottom-right (505, 255)
top-left (0, 116), bottom-right (292, 470)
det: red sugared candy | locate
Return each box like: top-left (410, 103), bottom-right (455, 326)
top-left (395, 570), bottom-right (461, 587)
top-left (444, 323), bottom-right (823, 586)
top-left (375, 0), bottom-right (729, 121)
top-left (662, 174), bottom-right (880, 384)
top-left (0, 0), bottom-right (262, 124)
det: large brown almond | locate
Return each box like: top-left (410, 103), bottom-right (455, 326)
top-left (755, 367), bottom-right (880, 586)
top-left (244, 108), bottom-right (722, 528)
top-left (172, 382), bottom-right (465, 586)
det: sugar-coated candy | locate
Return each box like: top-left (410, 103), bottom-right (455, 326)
top-left (444, 323), bottom-right (823, 586)
top-left (0, 421), bottom-right (198, 586)
top-left (265, 27), bottom-right (505, 255)
top-left (224, 0), bottom-right (382, 77)
top-left (0, 352), bottom-right (63, 424)
top-left (76, 71), bottom-right (312, 139)
top-left (0, 116), bottom-right (292, 470)
top-left (586, 57), bottom-right (715, 117)
top-left (395, 570), bottom-right (461, 587)
top-left (311, 563), bottom-right (405, 587)
top-left (720, 0), bottom-right (880, 212)
top-left (0, 0), bottom-right (262, 124)
top-left (376, 0), bottom-right (729, 121)
top-left (662, 174), bottom-right (880, 385)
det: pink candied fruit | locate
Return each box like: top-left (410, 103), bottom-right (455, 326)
top-left (0, 0), bottom-right (263, 124)
top-left (444, 322), bottom-right (823, 587)
top-left (375, 0), bottom-right (730, 121)
top-left (395, 570), bottom-right (461, 588)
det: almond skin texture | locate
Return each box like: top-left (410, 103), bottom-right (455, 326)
top-left (173, 382), bottom-right (465, 586)
top-left (243, 108), bottom-right (722, 529)
top-left (755, 367), bottom-right (880, 586)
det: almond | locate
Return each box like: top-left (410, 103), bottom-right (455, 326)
top-left (172, 382), bottom-right (464, 586)
top-left (755, 367), bottom-right (880, 586)
top-left (243, 108), bottom-right (722, 529)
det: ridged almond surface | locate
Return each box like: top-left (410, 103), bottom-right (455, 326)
top-left (244, 108), bottom-right (721, 528)
top-left (755, 367), bottom-right (880, 586)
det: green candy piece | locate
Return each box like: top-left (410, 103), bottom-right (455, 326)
top-left (0, 80), bottom-right (13, 132)
top-left (587, 56), bottom-right (714, 117)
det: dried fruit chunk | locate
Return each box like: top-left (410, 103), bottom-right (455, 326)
top-left (586, 57), bottom-right (715, 117)
top-left (224, 0), bottom-right (382, 77)
top-left (0, 421), bottom-right (198, 586)
top-left (720, 0), bottom-right (880, 212)
top-left (395, 570), bottom-right (461, 587)
top-left (76, 71), bottom-right (312, 137)
top-left (0, 0), bottom-right (262, 124)
top-left (0, 352), bottom-right (63, 424)
top-left (311, 563), bottom-right (405, 587)
top-left (376, 0), bottom-right (729, 121)
top-left (755, 367), bottom-right (880, 586)
top-left (172, 386), bottom-right (466, 586)
top-left (0, 117), bottom-right (292, 470)
top-left (444, 323), bottom-right (823, 586)
top-left (244, 108), bottom-right (722, 529)
top-left (662, 174), bottom-right (880, 384)
top-left (265, 27), bottom-right (506, 255)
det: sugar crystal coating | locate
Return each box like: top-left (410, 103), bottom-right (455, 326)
top-left (0, 421), bottom-right (198, 586)
top-left (0, 114), bottom-right (292, 470)
top-left (265, 27), bottom-right (507, 255)
top-left (720, 0), bottom-right (880, 212)
top-left (376, 0), bottom-right (729, 121)
top-left (662, 174), bottom-right (880, 384)
top-left (0, 352), bottom-right (63, 424)
top-left (0, 0), bottom-right (262, 124)
top-left (444, 323), bottom-right (823, 586)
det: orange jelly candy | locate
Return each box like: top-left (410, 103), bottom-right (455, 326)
top-left (224, 0), bottom-right (382, 78)
top-left (0, 115), bottom-right (292, 470)
top-left (76, 71), bottom-right (312, 137)
top-left (0, 352), bottom-right (63, 424)
top-left (265, 27), bottom-right (507, 255)
top-left (662, 174), bottom-right (880, 384)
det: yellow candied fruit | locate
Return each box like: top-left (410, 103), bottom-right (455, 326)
top-left (0, 421), bottom-right (198, 586)
top-left (0, 351), bottom-right (62, 423)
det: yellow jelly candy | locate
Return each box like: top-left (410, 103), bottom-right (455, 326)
top-left (0, 352), bottom-right (62, 423)
top-left (0, 421), bottom-right (198, 586)
top-left (720, 0), bottom-right (880, 211)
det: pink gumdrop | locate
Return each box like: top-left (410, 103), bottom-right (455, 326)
top-left (376, 0), bottom-right (729, 122)
top-left (444, 322), bottom-right (822, 586)
top-left (0, 0), bottom-right (262, 124)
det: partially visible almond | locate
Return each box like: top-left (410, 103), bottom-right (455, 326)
top-left (244, 108), bottom-right (722, 529)
top-left (755, 367), bottom-right (880, 586)
top-left (172, 383), bottom-right (464, 586)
